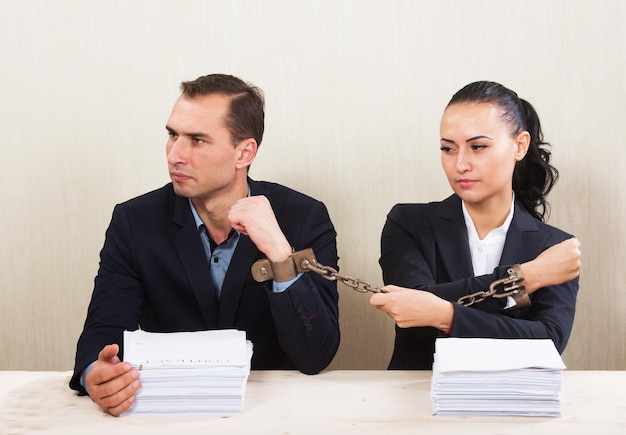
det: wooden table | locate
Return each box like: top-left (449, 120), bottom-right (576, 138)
top-left (1, 370), bottom-right (625, 434)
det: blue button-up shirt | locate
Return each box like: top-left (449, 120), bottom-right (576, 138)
top-left (189, 198), bottom-right (298, 295)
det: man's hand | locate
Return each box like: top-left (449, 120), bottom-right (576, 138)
top-left (370, 286), bottom-right (454, 331)
top-left (84, 344), bottom-right (141, 416)
top-left (228, 195), bottom-right (292, 262)
top-left (521, 237), bottom-right (581, 294)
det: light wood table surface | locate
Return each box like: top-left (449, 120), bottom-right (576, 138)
top-left (1, 370), bottom-right (625, 434)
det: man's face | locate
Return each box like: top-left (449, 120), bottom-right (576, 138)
top-left (165, 94), bottom-right (245, 201)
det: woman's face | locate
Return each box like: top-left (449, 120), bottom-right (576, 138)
top-left (439, 102), bottom-right (529, 209)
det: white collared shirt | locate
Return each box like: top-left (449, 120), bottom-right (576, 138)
top-left (462, 195), bottom-right (516, 308)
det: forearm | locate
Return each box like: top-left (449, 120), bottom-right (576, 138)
top-left (268, 273), bottom-right (340, 374)
top-left (449, 277), bottom-right (579, 352)
top-left (266, 198), bottom-right (340, 373)
top-left (389, 267), bottom-right (511, 313)
top-left (72, 205), bottom-right (144, 393)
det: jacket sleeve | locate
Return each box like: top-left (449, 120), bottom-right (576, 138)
top-left (450, 275), bottom-right (578, 352)
top-left (265, 199), bottom-right (340, 374)
top-left (70, 204), bottom-right (144, 394)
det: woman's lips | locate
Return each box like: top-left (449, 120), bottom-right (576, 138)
top-left (457, 179), bottom-right (477, 188)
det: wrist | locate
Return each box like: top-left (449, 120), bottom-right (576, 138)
top-left (520, 261), bottom-right (541, 294)
top-left (437, 301), bottom-right (455, 333)
top-left (265, 240), bottom-right (293, 263)
top-left (80, 361), bottom-right (97, 395)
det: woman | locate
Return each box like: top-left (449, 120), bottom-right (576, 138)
top-left (370, 81), bottom-right (581, 369)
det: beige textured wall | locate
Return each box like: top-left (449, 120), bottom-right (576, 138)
top-left (1, 0), bottom-right (624, 371)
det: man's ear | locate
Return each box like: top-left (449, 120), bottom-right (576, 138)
top-left (236, 139), bottom-right (258, 169)
top-left (514, 131), bottom-right (530, 161)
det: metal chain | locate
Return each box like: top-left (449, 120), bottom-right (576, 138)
top-left (456, 288), bottom-right (496, 307)
top-left (298, 258), bottom-right (386, 293)
top-left (456, 267), bottom-right (525, 307)
top-left (290, 254), bottom-right (524, 304)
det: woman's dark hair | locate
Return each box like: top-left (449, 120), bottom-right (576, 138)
top-left (447, 81), bottom-right (558, 222)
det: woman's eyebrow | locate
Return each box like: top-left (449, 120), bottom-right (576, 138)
top-left (466, 135), bottom-right (493, 142)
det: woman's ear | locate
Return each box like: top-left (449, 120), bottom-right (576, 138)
top-left (235, 139), bottom-right (258, 169)
top-left (514, 131), bottom-right (531, 161)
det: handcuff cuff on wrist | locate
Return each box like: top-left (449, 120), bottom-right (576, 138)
top-left (251, 248), bottom-right (315, 282)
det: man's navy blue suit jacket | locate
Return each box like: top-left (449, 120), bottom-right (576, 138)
top-left (70, 179), bottom-right (340, 394)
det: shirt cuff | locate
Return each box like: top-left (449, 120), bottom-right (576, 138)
top-left (504, 296), bottom-right (517, 310)
top-left (80, 361), bottom-right (97, 395)
top-left (272, 273), bottom-right (303, 293)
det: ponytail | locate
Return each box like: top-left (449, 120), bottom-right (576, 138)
top-left (512, 99), bottom-right (558, 221)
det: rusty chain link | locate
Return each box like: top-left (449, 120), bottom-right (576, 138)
top-left (299, 258), bottom-right (386, 294)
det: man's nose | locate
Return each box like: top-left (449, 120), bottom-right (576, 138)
top-left (167, 137), bottom-right (186, 164)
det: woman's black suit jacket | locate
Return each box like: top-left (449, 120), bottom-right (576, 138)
top-left (380, 194), bottom-right (579, 370)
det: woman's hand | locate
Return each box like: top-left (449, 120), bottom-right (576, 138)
top-left (521, 237), bottom-right (581, 294)
top-left (370, 286), bottom-right (454, 332)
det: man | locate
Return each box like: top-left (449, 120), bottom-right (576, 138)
top-left (70, 74), bottom-right (340, 416)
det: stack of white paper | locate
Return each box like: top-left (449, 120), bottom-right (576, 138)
top-left (123, 329), bottom-right (253, 415)
top-left (430, 338), bottom-right (566, 417)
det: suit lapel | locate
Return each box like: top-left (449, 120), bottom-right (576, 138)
top-left (500, 200), bottom-right (541, 265)
top-left (432, 195), bottom-right (475, 280)
top-left (218, 235), bottom-right (262, 327)
top-left (218, 179), bottom-right (264, 327)
top-left (171, 194), bottom-right (219, 326)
